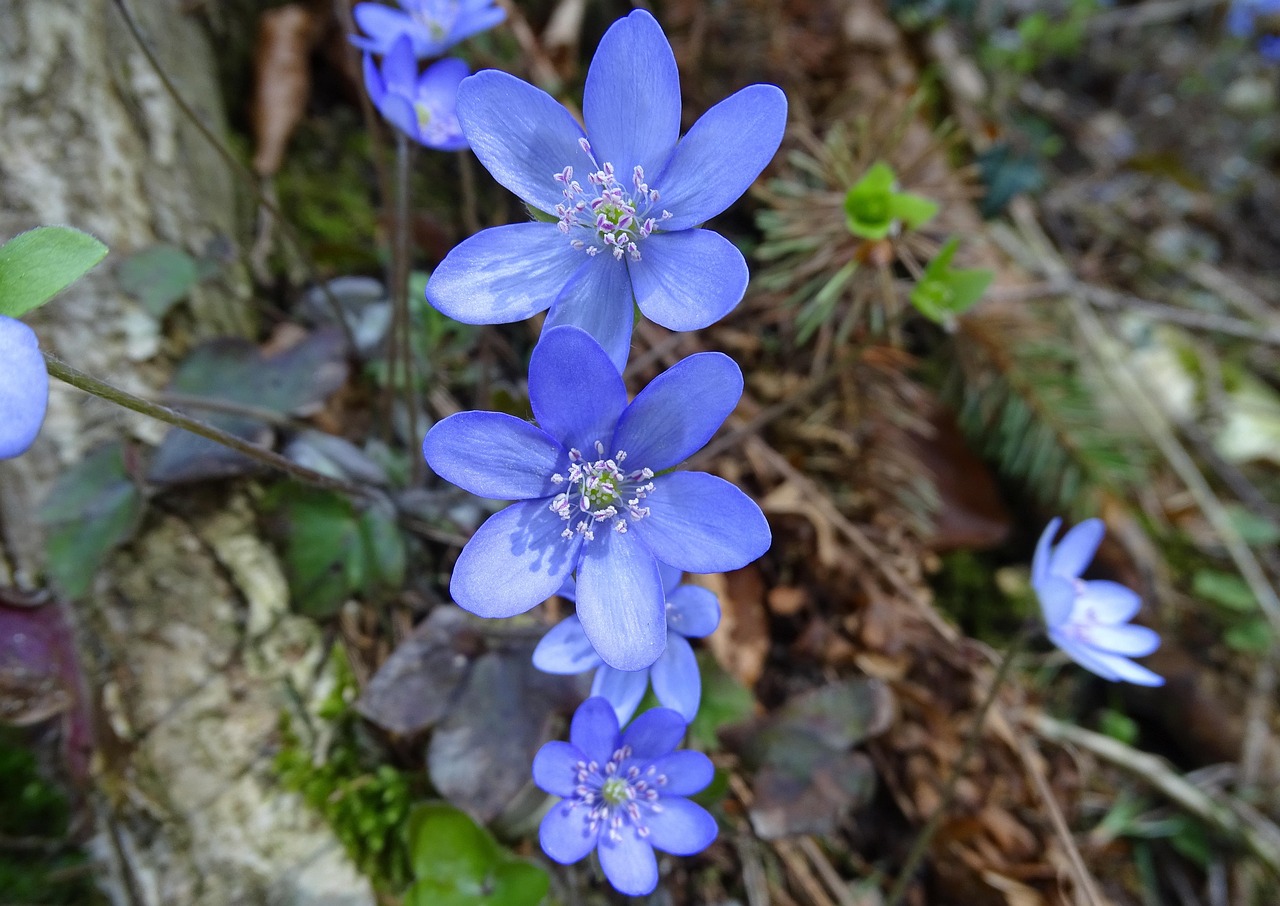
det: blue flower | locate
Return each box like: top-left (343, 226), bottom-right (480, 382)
top-left (1032, 518), bottom-right (1164, 687)
top-left (1228, 0), bottom-right (1280, 60)
top-left (425, 9), bottom-right (788, 370)
top-left (363, 36), bottom-right (469, 150)
top-left (351, 0), bottom-right (505, 57)
top-left (534, 563), bottom-right (719, 723)
top-left (0, 316), bottom-right (49, 459)
top-left (422, 325), bottom-right (770, 671)
top-left (533, 697), bottom-right (717, 897)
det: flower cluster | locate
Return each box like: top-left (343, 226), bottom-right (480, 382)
top-left (0, 316), bottom-right (49, 460)
top-left (1228, 0), bottom-right (1280, 61)
top-left (1032, 518), bottom-right (1164, 687)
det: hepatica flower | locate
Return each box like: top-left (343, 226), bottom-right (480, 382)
top-left (1032, 518), bottom-right (1164, 687)
top-left (422, 325), bottom-right (770, 671)
top-left (351, 0), bottom-right (505, 57)
top-left (426, 9), bottom-right (788, 369)
top-left (534, 564), bottom-right (719, 723)
top-left (363, 35), bottom-right (468, 150)
top-left (534, 697), bottom-right (717, 896)
top-left (0, 316), bottom-right (49, 459)
top-left (1228, 0), bottom-right (1280, 61)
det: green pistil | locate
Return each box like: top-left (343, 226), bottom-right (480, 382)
top-left (583, 480), bottom-right (619, 509)
top-left (601, 777), bottom-right (629, 805)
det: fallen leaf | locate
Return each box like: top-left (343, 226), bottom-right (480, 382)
top-left (696, 565), bottom-right (770, 688)
top-left (251, 4), bottom-right (321, 177)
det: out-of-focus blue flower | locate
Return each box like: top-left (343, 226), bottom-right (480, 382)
top-left (1032, 517), bottom-right (1164, 687)
top-left (0, 316), bottom-right (49, 459)
top-left (351, 0), bottom-right (504, 57)
top-left (1228, 0), bottom-right (1280, 60)
top-left (425, 9), bottom-right (788, 370)
top-left (533, 697), bottom-right (717, 897)
top-left (534, 563), bottom-right (719, 723)
top-left (422, 325), bottom-right (770, 672)
top-left (363, 36), bottom-right (469, 150)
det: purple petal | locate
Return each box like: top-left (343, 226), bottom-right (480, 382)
top-left (426, 223), bottom-right (580, 324)
top-left (592, 665), bottom-right (650, 725)
top-left (1081, 623), bottom-right (1161, 658)
top-left (383, 34), bottom-right (418, 94)
top-left (414, 57), bottom-right (471, 151)
top-left (532, 616), bottom-right (601, 674)
top-left (576, 528), bottom-right (666, 671)
top-left (645, 796), bottom-right (718, 856)
top-left (631, 472), bottom-right (771, 573)
top-left (1034, 575), bottom-right (1076, 632)
top-left (658, 561), bottom-right (683, 594)
top-left (583, 9), bottom-right (681, 180)
top-left (1052, 631), bottom-right (1120, 681)
top-left (556, 574), bottom-right (578, 603)
top-left (423, 411), bottom-right (564, 499)
top-left (540, 798), bottom-right (599, 864)
top-left (529, 325), bottom-right (627, 454)
top-left (655, 84), bottom-right (787, 230)
top-left (457, 70), bottom-right (594, 214)
top-left (351, 5), bottom-right (430, 55)
top-left (374, 93), bottom-right (420, 143)
top-left (650, 633), bottom-right (700, 721)
top-left (1076, 580), bottom-right (1142, 624)
top-left (570, 696), bottom-right (620, 764)
top-left (544, 255), bottom-right (636, 373)
top-left (665, 583), bottom-right (720, 638)
top-left (532, 740), bottom-right (587, 797)
top-left (1031, 517), bottom-right (1061, 589)
top-left (648, 750), bottom-right (715, 796)
top-left (450, 500), bottom-right (582, 618)
top-left (447, 2), bottom-right (506, 44)
top-left (597, 827), bottom-right (659, 896)
top-left (1054, 633), bottom-right (1164, 687)
top-left (612, 351), bottom-right (742, 471)
top-left (1049, 518), bottom-right (1104, 580)
top-left (622, 706), bottom-right (686, 760)
top-left (361, 53), bottom-right (385, 106)
top-left (0, 317), bottom-right (48, 459)
top-left (630, 230), bottom-right (749, 331)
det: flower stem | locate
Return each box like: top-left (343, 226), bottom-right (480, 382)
top-left (884, 631), bottom-right (1028, 906)
top-left (391, 131), bottom-right (424, 484)
top-left (43, 353), bottom-right (372, 499)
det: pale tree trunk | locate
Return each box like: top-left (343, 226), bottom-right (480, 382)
top-left (0, 2), bottom-right (373, 903)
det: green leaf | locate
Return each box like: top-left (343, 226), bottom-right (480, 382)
top-left (38, 444), bottom-right (144, 599)
top-left (0, 226), bottom-right (108, 318)
top-left (406, 802), bottom-right (497, 891)
top-left (688, 651), bottom-right (756, 750)
top-left (489, 860), bottom-right (550, 906)
top-left (910, 238), bottom-right (993, 323)
top-left (888, 191), bottom-right (939, 229)
top-left (844, 162), bottom-right (897, 239)
top-left (1225, 619), bottom-right (1270, 654)
top-left (117, 244), bottom-right (200, 317)
top-left (1192, 570), bottom-right (1255, 612)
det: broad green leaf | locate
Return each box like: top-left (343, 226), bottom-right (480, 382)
top-left (38, 444), bottom-right (144, 599)
top-left (407, 802), bottom-right (497, 891)
top-left (1192, 570), bottom-right (1255, 612)
top-left (0, 226), bottom-right (108, 317)
top-left (118, 244), bottom-right (200, 317)
top-left (888, 191), bottom-right (939, 229)
top-left (488, 860), bottom-right (550, 906)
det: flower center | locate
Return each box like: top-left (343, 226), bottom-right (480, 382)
top-left (601, 777), bottom-right (630, 805)
top-left (552, 139), bottom-right (673, 262)
top-left (410, 0), bottom-right (457, 41)
top-left (569, 746), bottom-right (669, 842)
top-left (549, 442), bottom-right (656, 542)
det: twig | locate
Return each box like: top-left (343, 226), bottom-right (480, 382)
top-left (1017, 737), bottom-right (1105, 906)
top-left (45, 353), bottom-right (372, 499)
top-left (884, 634), bottom-right (1026, 906)
top-left (1031, 714), bottom-right (1280, 880)
top-left (154, 392), bottom-right (298, 427)
top-left (391, 131), bottom-right (424, 483)
top-left (109, 0), bottom-right (357, 353)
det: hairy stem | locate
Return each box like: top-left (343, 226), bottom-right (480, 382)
top-left (392, 131), bottom-right (424, 483)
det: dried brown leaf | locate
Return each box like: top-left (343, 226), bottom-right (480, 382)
top-left (251, 5), bottom-right (321, 177)
top-left (696, 566), bottom-right (770, 689)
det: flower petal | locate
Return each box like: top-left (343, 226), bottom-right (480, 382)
top-left (351, 5), bottom-right (426, 54)
top-left (1034, 575), bottom-right (1076, 631)
top-left (0, 317), bottom-right (49, 459)
top-left (1081, 623), bottom-right (1161, 658)
top-left (532, 740), bottom-right (587, 797)
top-left (576, 528), bottom-right (666, 671)
top-left (1051, 632), bottom-right (1165, 687)
top-left (423, 411), bottom-right (564, 499)
top-left (647, 750), bottom-right (714, 797)
top-left (597, 827), bottom-right (658, 896)
top-left (530, 324), bottom-right (627, 453)
top-left (592, 665), bottom-right (650, 725)
top-left (656, 83), bottom-right (787, 230)
top-left (570, 696), bottom-right (620, 764)
top-left (583, 9), bottom-right (681, 179)
top-left (362, 52), bottom-right (385, 106)
top-left (629, 230), bottom-right (749, 332)
top-left (1076, 580), bottom-right (1142, 624)
top-left (457, 70), bottom-right (594, 214)
top-left (1049, 518), bottom-right (1104, 580)
top-left (612, 350), bottom-right (742, 470)
top-left (650, 633), bottom-right (700, 721)
top-left (533, 616), bottom-right (601, 674)
top-left (622, 706), bottom-right (686, 761)
top-left (632, 472), bottom-right (771, 573)
top-left (1031, 517), bottom-right (1061, 589)
top-left (447, 3), bottom-right (506, 44)
top-left (644, 796), bottom-right (717, 856)
top-left (450, 500), bottom-right (582, 618)
top-left (544, 255), bottom-right (636, 373)
top-left (1051, 631), bottom-right (1119, 681)
top-left (665, 583), bottom-right (720, 638)
top-left (426, 223), bottom-right (580, 324)
top-left (539, 799), bottom-right (598, 864)
top-left (657, 561), bottom-right (683, 594)
top-left (382, 34), bottom-right (418, 95)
